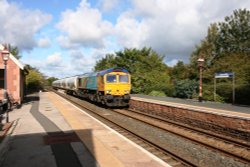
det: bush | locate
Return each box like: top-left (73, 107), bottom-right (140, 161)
top-left (235, 84), bottom-right (250, 105)
top-left (148, 90), bottom-right (166, 97)
top-left (173, 79), bottom-right (198, 99)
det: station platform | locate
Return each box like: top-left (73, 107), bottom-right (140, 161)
top-left (131, 94), bottom-right (250, 116)
top-left (0, 92), bottom-right (169, 167)
top-left (130, 94), bottom-right (250, 135)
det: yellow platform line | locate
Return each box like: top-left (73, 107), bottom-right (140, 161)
top-left (47, 92), bottom-right (125, 167)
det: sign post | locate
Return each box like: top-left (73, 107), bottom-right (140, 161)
top-left (214, 72), bottom-right (235, 104)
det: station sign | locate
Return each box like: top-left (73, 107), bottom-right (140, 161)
top-left (215, 72), bottom-right (234, 78)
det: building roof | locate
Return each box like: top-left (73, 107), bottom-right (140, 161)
top-left (0, 44), bottom-right (24, 70)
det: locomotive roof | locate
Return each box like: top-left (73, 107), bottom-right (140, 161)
top-left (53, 68), bottom-right (130, 83)
top-left (78, 68), bottom-right (129, 77)
top-left (97, 68), bottom-right (129, 76)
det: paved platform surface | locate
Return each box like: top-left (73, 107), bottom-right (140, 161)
top-left (132, 94), bottom-right (250, 114)
top-left (0, 92), bottom-right (169, 167)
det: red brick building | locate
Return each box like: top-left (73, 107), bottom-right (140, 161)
top-left (0, 44), bottom-right (27, 104)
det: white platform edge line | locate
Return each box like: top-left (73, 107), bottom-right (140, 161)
top-left (54, 93), bottom-right (172, 167)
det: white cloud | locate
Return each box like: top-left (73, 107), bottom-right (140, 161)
top-left (68, 48), bottom-right (113, 73)
top-left (46, 52), bottom-right (62, 66)
top-left (115, 0), bottom-right (250, 63)
top-left (30, 52), bottom-right (67, 78)
top-left (18, 0), bottom-right (250, 78)
top-left (115, 11), bottom-right (149, 48)
top-left (69, 50), bottom-right (94, 71)
top-left (114, 0), bottom-right (204, 61)
top-left (37, 38), bottom-right (51, 48)
top-left (35, 49), bottom-right (107, 78)
top-left (0, 0), bottom-right (52, 50)
top-left (100, 0), bottom-right (119, 12)
top-left (166, 59), bottom-right (179, 67)
top-left (57, 0), bottom-right (113, 49)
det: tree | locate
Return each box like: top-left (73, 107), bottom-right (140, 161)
top-left (190, 9), bottom-right (250, 104)
top-left (170, 61), bottom-right (191, 80)
top-left (209, 53), bottom-right (250, 103)
top-left (190, 23), bottom-right (219, 68)
top-left (173, 79), bottom-right (198, 99)
top-left (94, 54), bottom-right (116, 71)
top-left (215, 9), bottom-right (250, 58)
top-left (94, 47), bottom-right (172, 95)
top-left (46, 77), bottom-right (58, 86)
top-left (25, 65), bottom-right (46, 92)
top-left (190, 8), bottom-right (250, 66)
top-left (7, 44), bottom-right (21, 59)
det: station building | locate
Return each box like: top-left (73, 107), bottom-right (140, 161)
top-left (0, 44), bottom-right (28, 105)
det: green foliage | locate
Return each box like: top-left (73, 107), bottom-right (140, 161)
top-left (190, 23), bottom-right (219, 69)
top-left (46, 77), bottom-right (58, 86)
top-left (216, 83), bottom-right (233, 102)
top-left (190, 9), bottom-right (250, 66)
top-left (94, 54), bottom-right (116, 71)
top-left (173, 79), bottom-right (198, 99)
top-left (215, 9), bottom-right (250, 58)
top-left (214, 94), bottom-right (225, 103)
top-left (235, 85), bottom-right (250, 104)
top-left (148, 90), bottom-right (166, 97)
top-left (25, 65), bottom-right (46, 92)
top-left (202, 84), bottom-right (225, 102)
top-left (7, 44), bottom-right (21, 59)
top-left (94, 47), bottom-right (171, 94)
top-left (189, 9), bottom-right (250, 104)
top-left (207, 53), bottom-right (250, 104)
top-left (92, 9), bottom-right (250, 105)
top-left (170, 61), bottom-right (193, 80)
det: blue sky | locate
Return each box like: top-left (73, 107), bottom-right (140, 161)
top-left (1, 0), bottom-right (250, 78)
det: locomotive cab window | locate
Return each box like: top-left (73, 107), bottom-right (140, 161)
top-left (119, 75), bottom-right (129, 83)
top-left (106, 75), bottom-right (117, 83)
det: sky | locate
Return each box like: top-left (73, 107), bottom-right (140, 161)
top-left (0, 0), bottom-right (249, 78)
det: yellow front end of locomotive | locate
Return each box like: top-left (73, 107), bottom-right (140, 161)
top-left (102, 72), bottom-right (131, 96)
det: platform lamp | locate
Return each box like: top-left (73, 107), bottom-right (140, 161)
top-left (1, 45), bottom-right (10, 122)
top-left (197, 57), bottom-right (204, 102)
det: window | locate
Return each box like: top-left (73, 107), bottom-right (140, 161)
top-left (119, 75), bottom-right (129, 83)
top-left (0, 69), bottom-right (4, 88)
top-left (106, 75), bottom-right (117, 83)
top-left (78, 78), bottom-right (82, 87)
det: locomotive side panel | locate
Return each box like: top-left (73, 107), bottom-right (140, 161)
top-left (97, 76), bottom-right (104, 92)
top-left (86, 76), bottom-right (98, 90)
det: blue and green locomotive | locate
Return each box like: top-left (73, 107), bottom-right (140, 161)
top-left (52, 68), bottom-right (131, 107)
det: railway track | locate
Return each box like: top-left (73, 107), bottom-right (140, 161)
top-left (49, 89), bottom-right (250, 167)
top-left (113, 109), bottom-right (250, 164)
top-left (49, 89), bottom-right (193, 166)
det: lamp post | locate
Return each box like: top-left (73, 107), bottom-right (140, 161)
top-left (197, 57), bottom-right (204, 102)
top-left (1, 46), bottom-right (10, 122)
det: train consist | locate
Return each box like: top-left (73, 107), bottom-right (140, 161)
top-left (52, 68), bottom-right (131, 107)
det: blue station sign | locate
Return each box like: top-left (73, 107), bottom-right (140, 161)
top-left (215, 72), bottom-right (234, 78)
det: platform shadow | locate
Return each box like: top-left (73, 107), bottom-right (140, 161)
top-left (1, 129), bottom-right (98, 167)
top-left (1, 93), bottom-right (99, 167)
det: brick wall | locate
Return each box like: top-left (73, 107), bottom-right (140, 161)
top-left (0, 57), bottom-right (22, 104)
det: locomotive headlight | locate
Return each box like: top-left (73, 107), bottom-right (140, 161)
top-left (124, 90), bottom-right (129, 93)
top-left (106, 90), bottom-right (111, 94)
